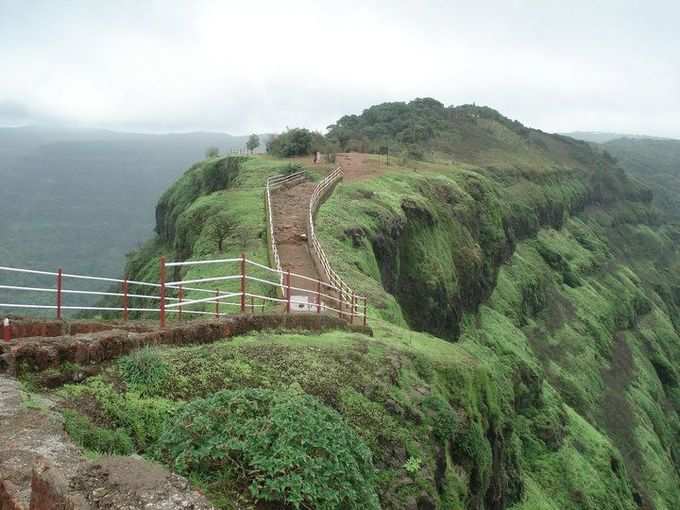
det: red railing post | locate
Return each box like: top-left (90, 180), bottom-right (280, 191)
top-left (240, 253), bottom-right (246, 313)
top-left (363, 298), bottom-right (368, 327)
top-left (56, 268), bottom-right (63, 320)
top-left (286, 270), bottom-right (291, 314)
top-left (3, 318), bottom-right (10, 342)
top-left (122, 274), bottom-right (129, 322)
top-left (178, 286), bottom-right (184, 321)
top-left (316, 280), bottom-right (321, 314)
top-left (338, 289), bottom-right (343, 319)
top-left (215, 289), bottom-right (220, 318)
top-left (159, 256), bottom-right (166, 329)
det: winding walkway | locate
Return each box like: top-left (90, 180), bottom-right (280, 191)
top-left (269, 154), bottom-right (374, 312)
top-left (270, 179), bottom-right (321, 303)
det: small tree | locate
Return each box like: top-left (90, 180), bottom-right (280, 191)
top-left (205, 146), bottom-right (219, 158)
top-left (234, 224), bottom-right (250, 249)
top-left (206, 212), bottom-right (234, 252)
top-left (247, 134), bottom-right (260, 154)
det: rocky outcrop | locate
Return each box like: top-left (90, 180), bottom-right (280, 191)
top-left (0, 374), bottom-right (214, 510)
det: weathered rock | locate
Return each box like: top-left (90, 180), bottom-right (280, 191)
top-left (0, 375), bottom-right (215, 510)
top-left (29, 458), bottom-right (88, 510)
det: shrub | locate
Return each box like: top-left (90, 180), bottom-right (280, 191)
top-left (107, 391), bottom-right (177, 451)
top-left (155, 388), bottom-right (379, 510)
top-left (203, 157), bottom-right (240, 193)
top-left (63, 409), bottom-right (134, 455)
top-left (118, 347), bottom-right (170, 396)
top-left (403, 456), bottom-right (422, 474)
top-left (279, 162), bottom-right (304, 176)
top-left (155, 156), bottom-right (243, 242)
top-left (422, 394), bottom-right (458, 441)
top-left (62, 377), bottom-right (177, 452)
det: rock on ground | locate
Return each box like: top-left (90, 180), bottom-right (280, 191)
top-left (0, 374), bottom-right (214, 510)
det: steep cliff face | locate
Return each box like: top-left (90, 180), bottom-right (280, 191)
top-left (315, 108), bottom-right (680, 508)
top-left (316, 168), bottom-right (680, 507)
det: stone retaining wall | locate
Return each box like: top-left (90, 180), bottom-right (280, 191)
top-left (0, 314), bottom-right (372, 377)
top-left (2, 318), bottom-right (153, 341)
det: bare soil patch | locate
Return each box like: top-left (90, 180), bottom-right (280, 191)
top-left (335, 152), bottom-right (386, 182)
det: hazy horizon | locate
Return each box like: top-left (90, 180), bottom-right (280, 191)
top-left (2, 124), bottom-right (678, 144)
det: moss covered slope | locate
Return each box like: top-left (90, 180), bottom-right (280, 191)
top-left (64, 104), bottom-right (680, 509)
top-left (316, 109), bottom-right (680, 507)
top-left (104, 156), bottom-right (312, 317)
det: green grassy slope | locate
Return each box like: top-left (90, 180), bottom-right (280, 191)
top-left (95, 155), bottom-right (319, 318)
top-left (49, 103), bottom-right (680, 509)
top-left (315, 107), bottom-right (680, 507)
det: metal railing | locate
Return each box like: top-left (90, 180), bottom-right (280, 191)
top-left (0, 265), bottom-right (204, 320)
top-left (0, 253), bottom-right (368, 340)
top-left (307, 167), bottom-right (361, 311)
top-left (1, 168), bottom-right (369, 339)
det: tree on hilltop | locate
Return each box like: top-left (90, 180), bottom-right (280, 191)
top-left (267, 128), bottom-right (326, 157)
top-left (247, 134), bottom-right (260, 154)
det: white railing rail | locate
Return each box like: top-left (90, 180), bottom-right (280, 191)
top-left (1, 169), bottom-right (369, 338)
top-left (0, 253), bottom-right (368, 337)
top-left (307, 167), bottom-right (365, 317)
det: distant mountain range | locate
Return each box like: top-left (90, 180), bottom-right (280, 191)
top-left (561, 131), bottom-right (676, 144)
top-left (557, 131), bottom-right (680, 219)
top-left (601, 137), bottom-right (680, 218)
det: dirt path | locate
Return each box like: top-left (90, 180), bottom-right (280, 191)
top-left (269, 155), bottom-right (379, 311)
top-left (336, 152), bottom-right (384, 181)
top-left (270, 180), bottom-right (322, 307)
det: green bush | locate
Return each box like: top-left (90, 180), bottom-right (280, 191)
top-left (279, 162), bottom-right (304, 176)
top-left (63, 409), bottom-right (134, 455)
top-left (155, 156), bottom-right (244, 241)
top-left (422, 394), bottom-right (458, 441)
top-left (118, 347), bottom-right (170, 396)
top-left (62, 377), bottom-right (177, 451)
top-left (155, 388), bottom-right (379, 510)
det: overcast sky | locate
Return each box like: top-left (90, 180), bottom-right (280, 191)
top-left (1, 0), bottom-right (678, 137)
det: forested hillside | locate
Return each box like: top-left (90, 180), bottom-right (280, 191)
top-left (326, 98), bottom-right (597, 167)
top-left (49, 100), bottom-right (680, 509)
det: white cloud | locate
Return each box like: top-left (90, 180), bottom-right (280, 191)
top-left (1, 0), bottom-right (678, 137)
